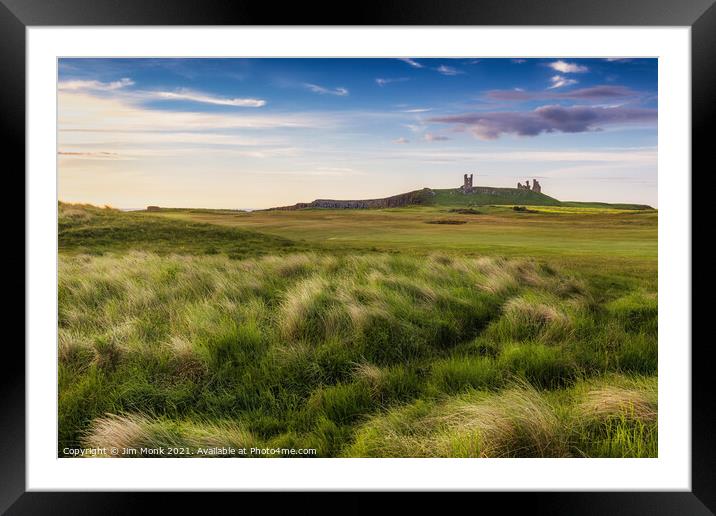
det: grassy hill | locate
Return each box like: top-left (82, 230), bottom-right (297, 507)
top-left (562, 201), bottom-right (654, 210)
top-left (59, 202), bottom-right (308, 258)
top-left (268, 185), bottom-right (652, 211)
top-left (431, 187), bottom-right (562, 207)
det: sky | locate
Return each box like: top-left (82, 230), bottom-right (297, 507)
top-left (58, 58), bottom-right (658, 209)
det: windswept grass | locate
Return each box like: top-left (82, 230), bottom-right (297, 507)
top-left (58, 203), bottom-right (657, 458)
top-left (59, 247), bottom-right (657, 457)
top-left (347, 376), bottom-right (656, 458)
top-left (84, 413), bottom-right (258, 456)
top-left (59, 202), bottom-right (307, 258)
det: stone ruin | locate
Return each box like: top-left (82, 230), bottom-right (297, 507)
top-left (460, 173), bottom-right (543, 194)
top-left (460, 173), bottom-right (474, 193)
top-left (517, 179), bottom-right (541, 193)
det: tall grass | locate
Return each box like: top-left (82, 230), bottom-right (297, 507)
top-left (347, 376), bottom-right (656, 458)
top-left (59, 243), bottom-right (657, 457)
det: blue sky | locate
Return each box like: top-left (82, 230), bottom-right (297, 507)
top-left (58, 58), bottom-right (658, 209)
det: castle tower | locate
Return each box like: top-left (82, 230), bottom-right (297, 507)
top-left (462, 173), bottom-right (474, 193)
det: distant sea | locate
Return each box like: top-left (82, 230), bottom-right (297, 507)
top-left (120, 207), bottom-right (255, 212)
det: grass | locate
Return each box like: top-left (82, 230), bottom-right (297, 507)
top-left (59, 203), bottom-right (307, 258)
top-left (347, 376), bottom-right (656, 458)
top-left (152, 204), bottom-right (657, 278)
top-left (58, 202), bottom-right (657, 457)
top-left (430, 187), bottom-right (562, 207)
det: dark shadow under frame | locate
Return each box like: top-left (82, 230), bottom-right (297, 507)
top-left (3, 0), bottom-right (712, 513)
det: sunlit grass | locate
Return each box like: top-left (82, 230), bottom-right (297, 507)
top-left (58, 203), bottom-right (657, 457)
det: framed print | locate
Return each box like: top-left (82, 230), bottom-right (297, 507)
top-left (5, 0), bottom-right (713, 512)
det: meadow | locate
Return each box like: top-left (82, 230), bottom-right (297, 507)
top-left (58, 200), bottom-right (657, 458)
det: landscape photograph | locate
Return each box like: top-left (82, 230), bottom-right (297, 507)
top-left (58, 57), bottom-right (658, 458)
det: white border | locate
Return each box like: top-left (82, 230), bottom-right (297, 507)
top-left (27, 27), bottom-right (691, 491)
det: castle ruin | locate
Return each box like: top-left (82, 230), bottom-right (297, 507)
top-left (517, 179), bottom-right (541, 193)
top-left (460, 173), bottom-right (474, 193)
top-left (460, 173), bottom-right (543, 194)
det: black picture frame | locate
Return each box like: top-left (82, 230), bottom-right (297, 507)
top-left (4, 0), bottom-right (712, 512)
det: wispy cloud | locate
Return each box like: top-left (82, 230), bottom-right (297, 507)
top-left (400, 108), bottom-right (432, 113)
top-left (548, 75), bottom-right (578, 89)
top-left (428, 104), bottom-right (657, 140)
top-left (548, 60), bottom-right (589, 73)
top-left (512, 59), bottom-right (527, 64)
top-left (388, 147), bottom-right (658, 165)
top-left (57, 151), bottom-right (123, 160)
top-left (403, 123), bottom-right (426, 134)
top-left (58, 92), bottom-right (324, 134)
top-left (304, 83), bottom-right (349, 96)
top-left (315, 166), bottom-right (355, 172)
top-left (58, 77), bottom-right (135, 91)
top-left (393, 137), bottom-right (410, 144)
top-left (154, 88), bottom-right (266, 107)
top-left (423, 133), bottom-right (450, 142)
top-left (486, 85), bottom-right (642, 101)
top-left (435, 65), bottom-right (463, 76)
top-left (398, 58), bottom-right (423, 68)
top-left (390, 147), bottom-right (657, 164)
top-left (375, 77), bottom-right (409, 87)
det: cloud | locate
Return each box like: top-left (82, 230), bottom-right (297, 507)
top-left (154, 88), bottom-right (266, 107)
top-left (57, 151), bottom-right (123, 159)
top-left (390, 148), bottom-right (657, 164)
top-left (512, 59), bottom-right (527, 64)
top-left (304, 83), bottom-right (349, 96)
top-left (401, 108), bottom-right (432, 113)
top-left (375, 77), bottom-right (409, 87)
top-left (555, 85), bottom-right (636, 99)
top-left (435, 65), bottom-right (463, 76)
top-left (604, 58), bottom-right (632, 62)
top-left (403, 123), bottom-right (426, 133)
top-left (548, 60), bottom-right (589, 73)
top-left (423, 133), bottom-right (450, 142)
top-left (393, 137), bottom-right (410, 144)
top-left (316, 166), bottom-right (355, 172)
top-left (398, 58), bottom-right (423, 68)
top-left (58, 77), bottom-right (135, 91)
top-left (548, 75), bottom-right (578, 89)
top-left (486, 85), bottom-right (642, 101)
top-left (428, 104), bottom-right (657, 140)
top-left (58, 92), bottom-right (323, 134)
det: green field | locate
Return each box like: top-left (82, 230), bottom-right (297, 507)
top-left (58, 197), bottom-right (657, 458)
